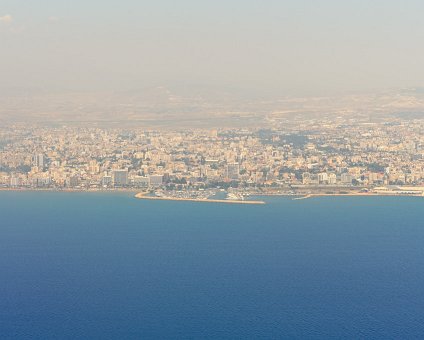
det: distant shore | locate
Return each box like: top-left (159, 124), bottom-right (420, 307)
top-left (1, 188), bottom-right (423, 202)
top-left (292, 192), bottom-right (424, 200)
top-left (134, 192), bottom-right (266, 205)
top-left (0, 187), bottom-right (139, 193)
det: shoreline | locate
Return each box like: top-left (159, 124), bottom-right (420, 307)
top-left (0, 188), bottom-right (139, 193)
top-left (292, 192), bottom-right (424, 200)
top-left (0, 188), bottom-right (423, 202)
top-left (134, 192), bottom-right (266, 205)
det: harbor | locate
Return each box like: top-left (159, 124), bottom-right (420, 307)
top-left (135, 191), bottom-right (266, 205)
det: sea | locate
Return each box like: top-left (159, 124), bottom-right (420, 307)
top-left (1, 192), bottom-right (424, 339)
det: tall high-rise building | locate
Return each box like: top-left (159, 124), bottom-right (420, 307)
top-left (66, 176), bottom-right (79, 188)
top-left (113, 169), bottom-right (129, 186)
top-left (226, 163), bottom-right (240, 180)
top-left (33, 154), bottom-right (45, 169)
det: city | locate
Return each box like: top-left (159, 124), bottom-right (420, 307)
top-left (1, 114), bottom-right (424, 200)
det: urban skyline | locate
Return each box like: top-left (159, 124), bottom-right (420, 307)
top-left (2, 110), bottom-right (424, 200)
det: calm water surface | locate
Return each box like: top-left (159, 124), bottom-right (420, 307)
top-left (1, 192), bottom-right (424, 339)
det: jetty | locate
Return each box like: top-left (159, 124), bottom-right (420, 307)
top-left (135, 192), bottom-right (265, 205)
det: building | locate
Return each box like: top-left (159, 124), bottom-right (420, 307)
top-left (226, 163), bottom-right (240, 180)
top-left (132, 176), bottom-right (150, 188)
top-left (113, 169), bottom-right (128, 186)
top-left (66, 175), bottom-right (79, 188)
top-left (149, 174), bottom-right (163, 187)
top-left (10, 176), bottom-right (20, 187)
top-left (33, 153), bottom-right (45, 169)
top-left (89, 160), bottom-right (100, 174)
top-left (318, 172), bottom-right (328, 184)
top-left (341, 173), bottom-right (353, 185)
top-left (328, 173), bottom-right (337, 185)
top-left (102, 175), bottom-right (113, 187)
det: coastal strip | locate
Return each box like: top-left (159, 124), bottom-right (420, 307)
top-left (292, 192), bottom-right (424, 200)
top-left (135, 192), bottom-right (265, 205)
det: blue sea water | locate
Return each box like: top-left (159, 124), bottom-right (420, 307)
top-left (1, 192), bottom-right (424, 339)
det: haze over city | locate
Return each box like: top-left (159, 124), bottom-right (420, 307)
top-left (1, 1), bottom-right (424, 125)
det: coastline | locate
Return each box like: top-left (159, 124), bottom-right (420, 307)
top-left (1, 188), bottom-right (423, 203)
top-left (0, 187), bottom-right (139, 193)
top-left (134, 192), bottom-right (266, 205)
top-left (292, 192), bottom-right (424, 200)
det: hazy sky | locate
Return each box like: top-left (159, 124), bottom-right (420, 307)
top-left (1, 0), bottom-right (424, 96)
